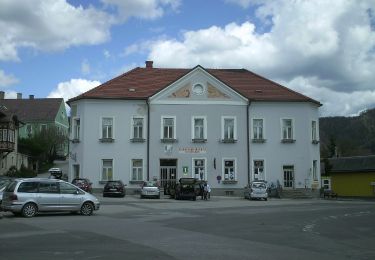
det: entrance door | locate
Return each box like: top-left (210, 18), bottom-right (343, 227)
top-left (283, 165), bottom-right (294, 189)
top-left (160, 159), bottom-right (177, 188)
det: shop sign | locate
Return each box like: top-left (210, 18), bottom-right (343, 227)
top-left (178, 147), bottom-right (207, 154)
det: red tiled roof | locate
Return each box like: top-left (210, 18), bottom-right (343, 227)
top-left (68, 66), bottom-right (320, 105)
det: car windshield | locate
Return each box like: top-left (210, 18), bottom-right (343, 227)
top-left (143, 182), bottom-right (158, 187)
top-left (252, 182), bottom-right (266, 189)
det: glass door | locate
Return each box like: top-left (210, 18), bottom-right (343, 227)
top-left (283, 165), bottom-right (294, 188)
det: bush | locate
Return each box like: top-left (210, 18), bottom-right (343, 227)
top-left (5, 165), bottom-right (37, 178)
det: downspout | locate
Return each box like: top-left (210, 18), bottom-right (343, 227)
top-left (146, 99), bottom-right (150, 181)
top-left (247, 101), bottom-right (251, 185)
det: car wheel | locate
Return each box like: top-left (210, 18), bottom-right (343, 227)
top-left (193, 196), bottom-right (196, 201)
top-left (264, 198), bottom-right (268, 201)
top-left (80, 202), bottom-right (94, 216)
top-left (140, 195), bottom-right (144, 199)
top-left (22, 203), bottom-right (37, 218)
top-left (157, 194), bottom-right (160, 199)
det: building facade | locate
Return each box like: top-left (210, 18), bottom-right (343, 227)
top-left (68, 63), bottom-right (321, 194)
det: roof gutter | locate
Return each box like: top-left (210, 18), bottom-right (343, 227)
top-left (247, 100), bottom-right (251, 185)
top-left (146, 99), bottom-right (150, 181)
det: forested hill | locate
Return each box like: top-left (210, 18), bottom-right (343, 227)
top-left (319, 108), bottom-right (375, 158)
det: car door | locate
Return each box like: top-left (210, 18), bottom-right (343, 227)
top-left (37, 181), bottom-right (61, 211)
top-left (59, 182), bottom-right (84, 211)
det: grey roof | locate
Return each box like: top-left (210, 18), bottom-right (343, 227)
top-left (0, 98), bottom-right (63, 123)
top-left (327, 155), bottom-right (375, 173)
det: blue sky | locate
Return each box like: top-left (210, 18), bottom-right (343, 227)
top-left (0, 0), bottom-right (375, 116)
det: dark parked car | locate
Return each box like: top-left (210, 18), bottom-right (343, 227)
top-left (175, 178), bottom-right (197, 201)
top-left (48, 168), bottom-right (62, 179)
top-left (103, 180), bottom-right (126, 197)
top-left (72, 178), bottom-right (92, 193)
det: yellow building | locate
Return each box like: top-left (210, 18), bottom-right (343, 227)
top-left (322, 156), bottom-right (375, 197)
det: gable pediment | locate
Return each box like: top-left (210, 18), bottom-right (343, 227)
top-left (150, 67), bottom-right (247, 105)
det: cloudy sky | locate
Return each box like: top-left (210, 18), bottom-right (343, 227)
top-left (0, 0), bottom-right (374, 116)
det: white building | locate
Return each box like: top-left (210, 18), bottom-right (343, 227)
top-left (68, 62), bottom-right (321, 195)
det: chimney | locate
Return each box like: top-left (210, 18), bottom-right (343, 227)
top-left (29, 95), bottom-right (34, 100)
top-left (17, 93), bottom-right (22, 99)
top-left (0, 91), bottom-right (4, 100)
top-left (145, 60), bottom-right (153, 69)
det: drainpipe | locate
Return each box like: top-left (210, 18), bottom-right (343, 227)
top-left (247, 101), bottom-right (251, 185)
top-left (146, 99), bottom-right (150, 181)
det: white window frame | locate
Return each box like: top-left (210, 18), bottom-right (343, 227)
top-left (100, 116), bottom-right (114, 139)
top-left (191, 116), bottom-right (207, 140)
top-left (131, 159), bottom-right (144, 181)
top-left (253, 159), bottom-right (266, 181)
top-left (221, 116), bottom-right (237, 140)
top-left (311, 120), bottom-right (318, 141)
top-left (281, 118), bottom-right (294, 140)
top-left (222, 158), bottom-right (237, 181)
top-left (252, 118), bottom-right (265, 140)
top-left (101, 159), bottom-right (114, 181)
top-left (161, 116), bottom-right (176, 139)
top-left (26, 124), bottom-right (32, 136)
top-left (131, 116), bottom-right (145, 139)
top-left (312, 160), bottom-right (318, 181)
top-left (73, 117), bottom-right (80, 140)
top-left (192, 158), bottom-right (207, 180)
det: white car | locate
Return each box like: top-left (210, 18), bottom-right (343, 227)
top-left (244, 181), bottom-right (268, 201)
top-left (140, 181), bottom-right (160, 199)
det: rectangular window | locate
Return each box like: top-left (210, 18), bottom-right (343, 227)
top-left (3, 129), bottom-right (7, 142)
top-left (191, 116), bottom-right (207, 141)
top-left (193, 159), bottom-right (206, 180)
top-left (312, 160), bottom-right (318, 181)
top-left (102, 159), bottom-right (113, 181)
top-left (253, 160), bottom-right (265, 181)
top-left (40, 124), bottom-right (47, 132)
top-left (253, 119), bottom-right (264, 139)
top-left (224, 118), bottom-right (234, 139)
top-left (102, 117), bottom-right (113, 139)
top-left (221, 116), bottom-right (236, 141)
top-left (282, 119), bottom-right (293, 139)
top-left (223, 159), bottom-right (236, 181)
top-left (162, 117), bottom-right (175, 139)
top-left (131, 159), bottom-right (143, 181)
top-left (26, 124), bottom-right (32, 136)
top-left (312, 120), bottom-right (317, 141)
top-left (73, 118), bottom-right (80, 140)
top-left (133, 117), bottom-right (144, 139)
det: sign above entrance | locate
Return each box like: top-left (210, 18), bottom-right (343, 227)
top-left (178, 147), bottom-right (207, 154)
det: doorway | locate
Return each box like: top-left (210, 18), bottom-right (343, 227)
top-left (283, 165), bottom-right (294, 189)
top-left (160, 159), bottom-right (177, 188)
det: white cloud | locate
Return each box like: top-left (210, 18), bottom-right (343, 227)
top-left (144, 0), bottom-right (375, 116)
top-left (101, 0), bottom-right (181, 20)
top-left (103, 49), bottom-right (111, 59)
top-left (225, 0), bottom-right (253, 9)
top-left (47, 79), bottom-right (100, 103)
top-left (281, 76), bottom-right (375, 117)
top-left (81, 60), bottom-right (91, 75)
top-left (0, 0), bottom-right (114, 61)
top-left (0, 69), bottom-right (19, 87)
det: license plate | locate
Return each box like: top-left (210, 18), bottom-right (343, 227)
top-left (110, 188), bottom-right (117, 191)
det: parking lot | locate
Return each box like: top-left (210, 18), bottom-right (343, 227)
top-left (1, 196), bottom-right (375, 260)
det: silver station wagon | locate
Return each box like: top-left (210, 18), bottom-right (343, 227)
top-left (1, 178), bottom-right (100, 217)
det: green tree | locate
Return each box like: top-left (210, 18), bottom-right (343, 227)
top-left (19, 125), bottom-right (68, 163)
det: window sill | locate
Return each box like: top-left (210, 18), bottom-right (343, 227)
top-left (100, 138), bottom-right (114, 143)
top-left (252, 138), bottom-right (266, 143)
top-left (130, 138), bottom-right (146, 143)
top-left (281, 139), bottom-right (295, 143)
top-left (192, 138), bottom-right (207, 143)
top-left (161, 138), bottom-right (178, 143)
top-left (71, 139), bottom-right (80, 143)
top-left (220, 139), bottom-right (237, 143)
top-left (222, 180), bottom-right (238, 184)
top-left (312, 140), bottom-right (320, 144)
